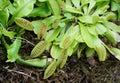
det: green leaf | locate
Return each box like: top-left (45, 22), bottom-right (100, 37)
top-left (77, 44), bottom-right (86, 58)
top-left (44, 27), bottom-right (62, 42)
top-left (78, 15), bottom-right (99, 24)
top-left (67, 47), bottom-right (73, 56)
top-left (37, 23), bottom-right (47, 39)
top-left (32, 16), bottom-right (57, 33)
top-left (8, 0), bottom-right (36, 25)
top-left (65, 25), bottom-right (80, 38)
top-left (64, 5), bottom-right (83, 15)
top-left (94, 40), bottom-right (107, 61)
top-left (50, 45), bottom-right (63, 59)
top-left (56, 50), bottom-right (67, 68)
top-left (59, 54), bottom-right (68, 68)
top-left (96, 23), bottom-right (107, 35)
top-left (7, 38), bottom-right (21, 62)
top-left (64, 13), bottom-right (73, 19)
top-left (75, 31), bottom-right (84, 43)
top-left (103, 44), bottom-right (120, 60)
top-left (28, 2), bottom-right (51, 17)
top-left (80, 0), bottom-right (89, 6)
top-left (104, 12), bottom-right (116, 20)
top-left (48, 0), bottom-right (60, 16)
top-left (38, 0), bottom-right (47, 2)
top-left (118, 8), bottom-right (120, 20)
top-left (60, 36), bottom-right (73, 49)
top-left (85, 48), bottom-right (95, 57)
top-left (32, 20), bottom-right (42, 34)
top-left (0, 1), bottom-right (10, 9)
top-left (44, 60), bottom-right (57, 79)
top-left (0, 27), bottom-right (2, 39)
top-left (52, 19), bottom-right (60, 29)
top-left (105, 30), bottom-right (117, 44)
top-left (103, 22), bottom-right (120, 33)
top-left (87, 0), bottom-right (96, 14)
top-left (87, 25), bottom-right (97, 36)
top-left (109, 48), bottom-right (120, 60)
top-left (66, 0), bottom-right (72, 6)
top-left (111, 1), bottom-right (119, 11)
top-left (79, 23), bottom-right (95, 48)
top-left (71, 0), bottom-right (80, 9)
top-left (2, 28), bottom-right (16, 39)
top-left (0, 9), bottom-right (9, 27)
top-left (93, 2), bottom-right (109, 15)
top-left (60, 25), bottom-right (80, 48)
top-left (17, 58), bottom-right (48, 68)
top-left (30, 41), bottom-right (48, 58)
top-left (15, 18), bottom-right (34, 31)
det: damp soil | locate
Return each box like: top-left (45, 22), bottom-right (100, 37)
top-left (0, 44), bottom-right (120, 83)
top-left (0, 22), bottom-right (120, 83)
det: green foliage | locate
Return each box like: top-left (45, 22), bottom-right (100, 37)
top-left (110, 0), bottom-right (120, 20)
top-left (0, 0), bottom-right (120, 79)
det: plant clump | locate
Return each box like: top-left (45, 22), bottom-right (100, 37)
top-left (0, 0), bottom-right (120, 79)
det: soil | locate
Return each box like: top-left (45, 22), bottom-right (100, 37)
top-left (0, 22), bottom-right (120, 83)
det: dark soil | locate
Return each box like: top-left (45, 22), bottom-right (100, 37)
top-left (0, 21), bottom-right (120, 83)
top-left (0, 46), bottom-right (120, 83)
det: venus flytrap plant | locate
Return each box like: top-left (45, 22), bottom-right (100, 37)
top-left (43, 0), bottom-right (120, 78)
top-left (1, 0), bottom-right (120, 80)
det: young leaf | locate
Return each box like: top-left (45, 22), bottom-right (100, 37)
top-left (15, 18), bottom-right (34, 31)
top-left (30, 41), bottom-right (48, 58)
top-left (7, 38), bottom-right (21, 62)
top-left (44, 60), bottom-right (57, 79)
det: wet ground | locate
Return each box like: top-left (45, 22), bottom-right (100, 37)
top-left (0, 47), bottom-right (120, 83)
